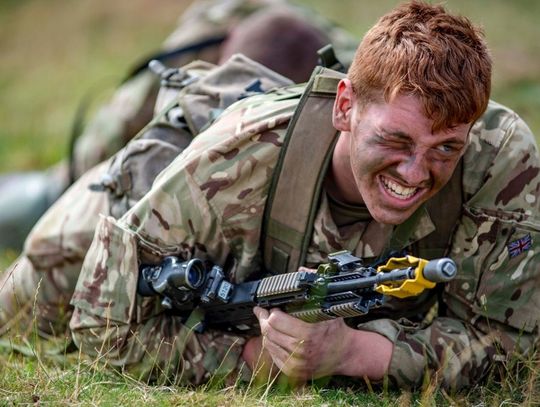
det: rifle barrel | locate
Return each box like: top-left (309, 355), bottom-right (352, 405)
top-left (326, 268), bottom-right (413, 294)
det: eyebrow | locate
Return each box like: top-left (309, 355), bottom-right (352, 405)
top-left (380, 129), bottom-right (412, 140)
top-left (380, 129), bottom-right (467, 146)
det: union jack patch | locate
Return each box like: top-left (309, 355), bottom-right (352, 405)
top-left (507, 234), bottom-right (533, 258)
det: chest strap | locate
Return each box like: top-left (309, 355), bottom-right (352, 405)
top-left (262, 67), bottom-right (344, 275)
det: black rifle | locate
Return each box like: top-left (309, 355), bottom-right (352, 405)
top-left (137, 250), bottom-right (457, 333)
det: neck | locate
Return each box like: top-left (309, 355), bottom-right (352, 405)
top-left (326, 132), bottom-right (364, 205)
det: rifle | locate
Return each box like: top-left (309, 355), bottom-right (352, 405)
top-left (137, 250), bottom-right (457, 333)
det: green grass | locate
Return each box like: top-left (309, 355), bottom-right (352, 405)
top-left (0, 0), bottom-right (189, 171)
top-left (0, 330), bottom-right (538, 405)
top-left (1, 0), bottom-right (539, 404)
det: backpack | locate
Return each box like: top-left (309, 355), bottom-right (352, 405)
top-left (90, 54), bottom-right (294, 219)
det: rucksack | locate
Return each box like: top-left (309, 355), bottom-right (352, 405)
top-left (90, 54), bottom-right (294, 219)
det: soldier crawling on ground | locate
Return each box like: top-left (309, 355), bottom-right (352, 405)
top-left (0, 0), bottom-right (354, 345)
top-left (1, 0), bottom-right (539, 391)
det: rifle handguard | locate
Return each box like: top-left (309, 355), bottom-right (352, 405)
top-left (375, 255), bottom-right (457, 299)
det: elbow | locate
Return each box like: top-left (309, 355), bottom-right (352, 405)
top-left (69, 307), bottom-right (131, 364)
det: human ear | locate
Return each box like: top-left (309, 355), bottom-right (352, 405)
top-left (332, 79), bottom-right (354, 132)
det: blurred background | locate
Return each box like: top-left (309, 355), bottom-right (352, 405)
top-left (0, 0), bottom-right (539, 172)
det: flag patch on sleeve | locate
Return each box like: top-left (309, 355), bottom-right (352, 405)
top-left (507, 233), bottom-right (533, 258)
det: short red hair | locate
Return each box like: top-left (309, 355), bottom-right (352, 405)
top-left (348, 1), bottom-right (491, 131)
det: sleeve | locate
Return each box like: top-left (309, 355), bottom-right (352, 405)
top-left (68, 165), bottom-right (248, 385)
top-left (358, 111), bottom-right (540, 389)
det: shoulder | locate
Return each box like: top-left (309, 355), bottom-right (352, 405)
top-left (462, 100), bottom-right (539, 209)
top-left (468, 100), bottom-right (535, 151)
top-left (184, 84), bottom-right (304, 179)
top-left (150, 85), bottom-right (304, 214)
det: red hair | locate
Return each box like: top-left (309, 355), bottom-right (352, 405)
top-left (348, 1), bottom-right (491, 131)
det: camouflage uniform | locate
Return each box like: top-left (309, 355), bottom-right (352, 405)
top-left (68, 84), bottom-right (540, 388)
top-left (0, 161), bottom-right (110, 336)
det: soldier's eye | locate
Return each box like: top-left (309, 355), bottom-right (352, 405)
top-left (436, 144), bottom-right (455, 153)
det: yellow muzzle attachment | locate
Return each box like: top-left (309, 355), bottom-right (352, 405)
top-left (375, 255), bottom-right (435, 299)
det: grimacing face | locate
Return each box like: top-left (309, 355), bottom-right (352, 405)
top-left (331, 79), bottom-right (471, 225)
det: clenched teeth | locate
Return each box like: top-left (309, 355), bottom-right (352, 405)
top-left (382, 177), bottom-right (417, 199)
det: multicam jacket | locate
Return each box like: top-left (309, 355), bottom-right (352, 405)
top-left (70, 83), bottom-right (540, 388)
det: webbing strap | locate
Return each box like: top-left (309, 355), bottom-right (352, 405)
top-left (262, 67), bottom-right (345, 275)
top-left (122, 35), bottom-right (226, 83)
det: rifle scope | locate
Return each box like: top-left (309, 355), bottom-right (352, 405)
top-left (162, 257), bottom-right (206, 290)
top-left (138, 256), bottom-right (206, 296)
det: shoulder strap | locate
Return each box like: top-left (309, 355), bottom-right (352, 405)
top-left (262, 67), bottom-right (345, 275)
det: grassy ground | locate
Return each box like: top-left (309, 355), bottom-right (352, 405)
top-left (0, 333), bottom-right (538, 405)
top-left (1, 0), bottom-right (539, 405)
top-left (0, 330), bottom-right (538, 405)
